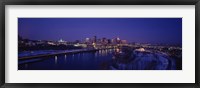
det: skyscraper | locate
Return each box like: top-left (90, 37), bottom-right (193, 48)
top-left (93, 36), bottom-right (97, 43)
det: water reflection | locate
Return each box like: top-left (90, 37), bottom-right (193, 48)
top-left (18, 48), bottom-right (177, 70)
top-left (95, 52), bottom-right (98, 58)
top-left (55, 56), bottom-right (58, 64)
top-left (64, 55), bottom-right (67, 63)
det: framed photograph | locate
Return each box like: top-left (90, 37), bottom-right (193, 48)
top-left (0, 0), bottom-right (199, 88)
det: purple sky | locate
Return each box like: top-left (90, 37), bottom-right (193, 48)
top-left (18, 18), bottom-right (182, 44)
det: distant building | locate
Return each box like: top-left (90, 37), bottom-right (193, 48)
top-left (107, 39), bottom-right (111, 44)
top-left (102, 37), bottom-right (108, 45)
top-left (75, 40), bottom-right (80, 44)
top-left (93, 36), bottom-right (97, 43)
top-left (97, 39), bottom-right (101, 44)
top-left (58, 39), bottom-right (67, 45)
top-left (135, 48), bottom-right (145, 52)
top-left (113, 37), bottom-right (121, 44)
top-left (85, 38), bottom-right (90, 44)
top-left (121, 40), bottom-right (127, 44)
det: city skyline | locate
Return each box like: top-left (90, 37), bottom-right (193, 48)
top-left (18, 18), bottom-right (182, 45)
top-left (18, 18), bottom-right (182, 70)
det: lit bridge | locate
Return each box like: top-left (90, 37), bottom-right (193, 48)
top-left (18, 48), bottom-right (113, 60)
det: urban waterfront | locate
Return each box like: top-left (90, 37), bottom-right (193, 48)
top-left (18, 46), bottom-right (180, 70)
top-left (19, 49), bottom-right (114, 70)
top-left (18, 18), bottom-right (182, 70)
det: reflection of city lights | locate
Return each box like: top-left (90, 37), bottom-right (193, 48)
top-left (109, 49), bottom-right (112, 52)
top-left (112, 56), bottom-right (115, 59)
top-left (95, 52), bottom-right (98, 58)
top-left (102, 50), bottom-right (106, 56)
top-left (64, 55), bottom-right (67, 63)
top-left (55, 56), bottom-right (58, 64)
top-left (116, 48), bottom-right (120, 53)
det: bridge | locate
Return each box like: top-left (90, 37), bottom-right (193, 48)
top-left (18, 48), bottom-right (113, 60)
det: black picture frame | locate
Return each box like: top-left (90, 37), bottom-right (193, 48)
top-left (0, 0), bottom-right (200, 88)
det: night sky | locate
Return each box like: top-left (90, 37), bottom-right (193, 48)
top-left (18, 18), bottom-right (182, 44)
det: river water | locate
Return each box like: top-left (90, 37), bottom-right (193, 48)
top-left (18, 49), bottom-right (177, 70)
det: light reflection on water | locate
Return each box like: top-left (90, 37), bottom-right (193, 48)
top-left (18, 49), bottom-right (177, 70)
top-left (19, 49), bottom-right (114, 70)
top-left (55, 56), bottom-right (58, 64)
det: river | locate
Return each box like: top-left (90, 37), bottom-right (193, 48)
top-left (18, 49), bottom-right (177, 70)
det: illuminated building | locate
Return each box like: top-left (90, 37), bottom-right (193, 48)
top-left (58, 39), bottom-right (64, 42)
top-left (135, 48), bottom-right (145, 52)
top-left (47, 42), bottom-right (56, 45)
top-left (85, 38), bottom-right (90, 44)
top-left (74, 43), bottom-right (87, 48)
top-left (121, 40), bottom-right (127, 44)
top-left (58, 39), bottom-right (67, 45)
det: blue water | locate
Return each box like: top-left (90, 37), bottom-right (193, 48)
top-left (18, 49), bottom-right (114, 70)
top-left (18, 49), bottom-right (177, 70)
